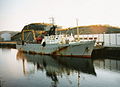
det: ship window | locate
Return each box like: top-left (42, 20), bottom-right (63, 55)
top-left (94, 37), bottom-right (97, 40)
top-left (89, 38), bottom-right (93, 40)
top-left (84, 38), bottom-right (87, 39)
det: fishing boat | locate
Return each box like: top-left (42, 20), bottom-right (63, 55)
top-left (16, 25), bottom-right (95, 58)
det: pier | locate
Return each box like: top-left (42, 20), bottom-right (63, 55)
top-left (92, 46), bottom-right (120, 60)
top-left (79, 33), bottom-right (120, 59)
top-left (78, 33), bottom-right (120, 46)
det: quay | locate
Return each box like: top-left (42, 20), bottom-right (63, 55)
top-left (92, 45), bottom-right (120, 59)
top-left (0, 41), bottom-right (16, 48)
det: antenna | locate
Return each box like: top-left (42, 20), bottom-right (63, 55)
top-left (49, 17), bottom-right (55, 25)
top-left (48, 17), bottom-right (57, 35)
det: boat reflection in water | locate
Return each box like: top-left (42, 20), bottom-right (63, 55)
top-left (16, 51), bottom-right (96, 87)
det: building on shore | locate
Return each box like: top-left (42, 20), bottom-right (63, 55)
top-left (0, 33), bottom-right (11, 41)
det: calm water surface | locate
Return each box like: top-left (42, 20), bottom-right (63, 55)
top-left (0, 48), bottom-right (120, 87)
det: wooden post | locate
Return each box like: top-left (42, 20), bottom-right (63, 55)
top-left (21, 30), bottom-right (24, 41)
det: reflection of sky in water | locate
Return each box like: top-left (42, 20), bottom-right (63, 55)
top-left (80, 69), bottom-right (120, 87)
top-left (0, 48), bottom-right (120, 87)
top-left (0, 49), bottom-right (23, 79)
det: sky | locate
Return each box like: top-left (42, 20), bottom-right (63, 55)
top-left (0, 0), bottom-right (120, 31)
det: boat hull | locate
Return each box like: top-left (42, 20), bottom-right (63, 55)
top-left (16, 41), bottom-right (95, 58)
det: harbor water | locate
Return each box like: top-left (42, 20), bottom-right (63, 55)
top-left (0, 48), bottom-right (120, 87)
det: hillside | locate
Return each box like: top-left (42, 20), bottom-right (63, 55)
top-left (11, 24), bottom-right (120, 41)
top-left (58, 25), bottom-right (120, 34)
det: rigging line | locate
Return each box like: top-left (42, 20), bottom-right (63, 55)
top-left (24, 32), bottom-right (31, 41)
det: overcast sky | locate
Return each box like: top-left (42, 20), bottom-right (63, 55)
top-left (0, 0), bottom-right (120, 31)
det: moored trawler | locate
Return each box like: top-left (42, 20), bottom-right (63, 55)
top-left (16, 25), bottom-right (95, 58)
top-left (16, 35), bottom-right (95, 58)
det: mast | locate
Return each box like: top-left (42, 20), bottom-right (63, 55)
top-left (49, 17), bottom-right (57, 35)
top-left (78, 71), bottom-right (80, 87)
top-left (49, 17), bottom-right (55, 25)
top-left (76, 18), bottom-right (80, 40)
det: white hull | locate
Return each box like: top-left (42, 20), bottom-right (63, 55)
top-left (16, 40), bottom-right (95, 58)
